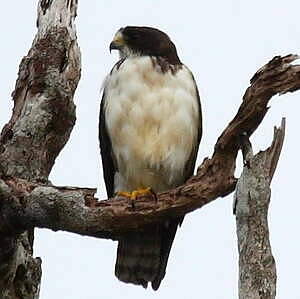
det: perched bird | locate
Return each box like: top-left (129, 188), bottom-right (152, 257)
top-left (99, 26), bottom-right (202, 290)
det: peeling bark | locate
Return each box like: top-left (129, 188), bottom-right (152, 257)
top-left (0, 0), bottom-right (80, 298)
top-left (234, 119), bottom-right (285, 299)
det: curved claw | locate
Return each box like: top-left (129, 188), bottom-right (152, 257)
top-left (116, 187), bottom-right (157, 204)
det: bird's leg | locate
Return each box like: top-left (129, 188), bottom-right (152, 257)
top-left (116, 187), bottom-right (157, 208)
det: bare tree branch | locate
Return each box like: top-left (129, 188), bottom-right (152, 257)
top-left (0, 56), bottom-right (299, 241)
top-left (235, 118), bottom-right (285, 299)
top-left (0, 0), bottom-right (80, 298)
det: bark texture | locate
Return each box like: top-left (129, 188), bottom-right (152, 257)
top-left (0, 0), bottom-right (80, 298)
top-left (0, 56), bottom-right (299, 241)
top-left (235, 119), bottom-right (285, 299)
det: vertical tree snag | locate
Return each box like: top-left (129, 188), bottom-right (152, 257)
top-left (0, 0), bottom-right (80, 298)
top-left (235, 119), bottom-right (285, 299)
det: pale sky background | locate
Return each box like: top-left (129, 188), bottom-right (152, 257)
top-left (1, 1), bottom-right (300, 298)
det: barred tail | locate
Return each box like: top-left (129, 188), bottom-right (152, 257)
top-left (115, 219), bottom-right (180, 290)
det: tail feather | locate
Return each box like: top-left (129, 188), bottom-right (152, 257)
top-left (151, 219), bottom-right (180, 290)
top-left (115, 218), bottom-right (182, 290)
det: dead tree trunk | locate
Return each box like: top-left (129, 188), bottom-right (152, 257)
top-left (0, 0), bottom-right (80, 298)
top-left (0, 1), bottom-right (299, 298)
top-left (235, 120), bottom-right (285, 299)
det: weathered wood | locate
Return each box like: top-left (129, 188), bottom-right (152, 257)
top-left (235, 119), bottom-right (285, 299)
top-left (0, 0), bottom-right (80, 298)
top-left (0, 53), bottom-right (299, 242)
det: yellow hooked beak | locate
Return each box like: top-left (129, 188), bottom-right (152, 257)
top-left (109, 31), bottom-right (125, 52)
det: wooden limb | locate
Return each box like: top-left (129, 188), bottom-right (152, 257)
top-left (0, 0), bottom-right (80, 298)
top-left (0, 109), bottom-right (292, 243)
top-left (0, 54), bottom-right (299, 241)
top-left (235, 118), bottom-right (285, 299)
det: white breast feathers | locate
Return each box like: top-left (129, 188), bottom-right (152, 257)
top-left (103, 56), bottom-right (200, 192)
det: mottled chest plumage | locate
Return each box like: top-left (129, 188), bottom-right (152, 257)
top-left (103, 56), bottom-right (200, 192)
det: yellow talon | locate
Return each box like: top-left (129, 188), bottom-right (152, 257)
top-left (131, 187), bottom-right (153, 200)
top-left (116, 187), bottom-right (155, 200)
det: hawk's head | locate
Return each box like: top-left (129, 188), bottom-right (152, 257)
top-left (109, 26), bottom-right (181, 65)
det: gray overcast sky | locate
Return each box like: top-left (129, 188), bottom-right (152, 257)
top-left (1, 1), bottom-right (300, 298)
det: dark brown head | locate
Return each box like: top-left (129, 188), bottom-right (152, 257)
top-left (109, 26), bottom-right (181, 65)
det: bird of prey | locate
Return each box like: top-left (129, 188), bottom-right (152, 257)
top-left (99, 26), bottom-right (202, 290)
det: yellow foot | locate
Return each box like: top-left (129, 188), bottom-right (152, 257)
top-left (131, 187), bottom-right (154, 200)
top-left (116, 187), bottom-right (157, 207)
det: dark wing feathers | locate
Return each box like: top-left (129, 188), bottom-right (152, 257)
top-left (151, 219), bottom-right (180, 290)
top-left (99, 90), bottom-right (116, 198)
